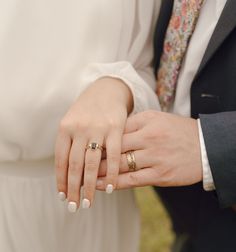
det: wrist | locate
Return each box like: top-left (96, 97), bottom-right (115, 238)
top-left (89, 77), bottom-right (134, 114)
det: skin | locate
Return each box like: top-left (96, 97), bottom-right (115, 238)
top-left (96, 110), bottom-right (203, 190)
top-left (55, 77), bottom-right (133, 209)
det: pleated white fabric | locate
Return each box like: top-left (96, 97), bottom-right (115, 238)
top-left (0, 159), bottom-right (140, 252)
top-left (0, 0), bottom-right (161, 251)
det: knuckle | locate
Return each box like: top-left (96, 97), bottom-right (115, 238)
top-left (59, 119), bottom-right (90, 135)
top-left (142, 110), bottom-right (158, 120)
top-left (153, 165), bottom-right (172, 186)
top-left (157, 174), bottom-right (173, 187)
top-left (74, 121), bottom-right (89, 132)
top-left (93, 123), bottom-right (106, 132)
top-left (107, 119), bottom-right (122, 131)
top-left (59, 119), bottom-right (73, 133)
top-left (110, 123), bottom-right (122, 132)
top-left (55, 159), bottom-right (67, 172)
top-left (85, 161), bottom-right (98, 172)
top-left (149, 147), bottom-right (159, 158)
top-left (143, 127), bottom-right (165, 141)
top-left (69, 160), bottom-right (80, 173)
top-left (128, 173), bottom-right (139, 187)
top-left (143, 130), bottom-right (157, 141)
top-left (107, 169), bottom-right (119, 178)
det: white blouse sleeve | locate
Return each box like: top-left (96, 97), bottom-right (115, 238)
top-left (79, 0), bottom-right (161, 113)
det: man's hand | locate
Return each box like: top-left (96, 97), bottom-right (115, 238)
top-left (97, 111), bottom-right (203, 190)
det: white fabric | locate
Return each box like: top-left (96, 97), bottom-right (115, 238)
top-left (197, 119), bottom-right (216, 191)
top-left (170, 0), bottom-right (227, 191)
top-left (0, 0), bottom-right (161, 251)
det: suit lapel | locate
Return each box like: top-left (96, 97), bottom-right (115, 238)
top-left (195, 0), bottom-right (236, 78)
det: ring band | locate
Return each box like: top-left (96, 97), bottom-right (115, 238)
top-left (86, 142), bottom-right (104, 151)
top-left (126, 151), bottom-right (137, 171)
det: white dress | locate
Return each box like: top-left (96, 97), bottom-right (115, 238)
top-left (0, 1), bottom-right (160, 252)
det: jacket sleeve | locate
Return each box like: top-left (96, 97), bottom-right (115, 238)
top-left (199, 111), bottom-right (236, 208)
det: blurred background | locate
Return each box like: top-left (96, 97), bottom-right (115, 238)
top-left (135, 187), bottom-right (175, 252)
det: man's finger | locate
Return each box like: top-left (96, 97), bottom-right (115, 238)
top-left (124, 113), bottom-right (144, 134)
top-left (121, 131), bottom-right (144, 153)
top-left (96, 168), bottom-right (157, 190)
top-left (98, 149), bottom-right (152, 177)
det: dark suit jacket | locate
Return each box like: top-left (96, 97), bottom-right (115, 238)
top-left (154, 1), bottom-right (236, 251)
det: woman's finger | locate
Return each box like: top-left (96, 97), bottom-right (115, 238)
top-left (67, 137), bottom-right (86, 212)
top-left (55, 133), bottom-right (72, 201)
top-left (82, 138), bottom-right (104, 208)
top-left (104, 130), bottom-right (122, 193)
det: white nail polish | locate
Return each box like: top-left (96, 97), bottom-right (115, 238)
top-left (106, 184), bottom-right (114, 194)
top-left (58, 192), bottom-right (66, 201)
top-left (68, 202), bottom-right (77, 213)
top-left (82, 199), bottom-right (91, 209)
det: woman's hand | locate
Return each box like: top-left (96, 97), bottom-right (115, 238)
top-left (55, 77), bottom-right (133, 212)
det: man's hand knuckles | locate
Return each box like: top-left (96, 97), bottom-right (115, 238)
top-left (142, 127), bottom-right (167, 143)
top-left (127, 173), bottom-right (140, 187)
top-left (141, 110), bottom-right (160, 120)
top-left (154, 172), bottom-right (175, 187)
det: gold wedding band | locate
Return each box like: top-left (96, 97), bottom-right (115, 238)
top-left (126, 151), bottom-right (137, 172)
top-left (86, 142), bottom-right (104, 151)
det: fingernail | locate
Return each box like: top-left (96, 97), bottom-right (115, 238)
top-left (106, 184), bottom-right (114, 194)
top-left (58, 192), bottom-right (66, 201)
top-left (82, 199), bottom-right (91, 209)
top-left (68, 202), bottom-right (77, 213)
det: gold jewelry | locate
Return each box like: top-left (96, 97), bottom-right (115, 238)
top-left (126, 151), bottom-right (137, 171)
top-left (86, 142), bottom-right (104, 151)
